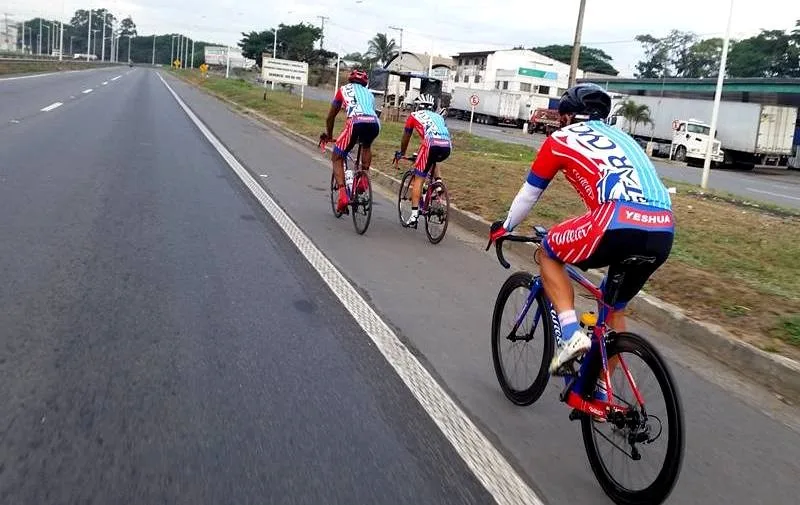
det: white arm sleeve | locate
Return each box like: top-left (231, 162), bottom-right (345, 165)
top-left (502, 181), bottom-right (544, 231)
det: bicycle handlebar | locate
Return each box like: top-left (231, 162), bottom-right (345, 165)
top-left (488, 227), bottom-right (548, 269)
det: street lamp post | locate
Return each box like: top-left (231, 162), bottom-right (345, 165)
top-left (171, 35), bottom-right (176, 66)
top-left (701, 0), bottom-right (735, 190)
top-left (59, 21), bottom-right (63, 61)
top-left (69, 36), bottom-right (74, 56)
top-left (568, 0), bottom-right (587, 87)
top-left (86, 9), bottom-right (92, 62)
top-left (271, 27), bottom-right (278, 90)
top-left (388, 26), bottom-right (404, 107)
top-left (127, 35), bottom-right (132, 63)
top-left (101, 11), bottom-right (106, 61)
top-left (38, 18), bottom-right (42, 55)
top-left (152, 34), bottom-right (156, 65)
top-left (92, 29), bottom-right (99, 56)
top-left (191, 39), bottom-right (195, 68)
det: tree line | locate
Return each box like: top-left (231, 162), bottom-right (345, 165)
top-left (17, 8), bottom-right (216, 66)
top-left (634, 21), bottom-right (800, 78)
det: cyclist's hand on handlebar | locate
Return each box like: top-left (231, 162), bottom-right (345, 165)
top-left (485, 220), bottom-right (508, 251)
top-left (392, 150), bottom-right (404, 166)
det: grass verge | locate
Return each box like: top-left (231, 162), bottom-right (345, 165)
top-left (0, 60), bottom-right (119, 76)
top-left (177, 71), bottom-right (800, 360)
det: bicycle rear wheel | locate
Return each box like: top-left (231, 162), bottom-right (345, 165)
top-left (397, 170), bottom-right (414, 227)
top-left (491, 271), bottom-right (555, 406)
top-left (580, 332), bottom-right (685, 505)
top-left (424, 180), bottom-right (449, 244)
top-left (330, 172), bottom-right (343, 218)
top-left (351, 171), bottom-right (372, 235)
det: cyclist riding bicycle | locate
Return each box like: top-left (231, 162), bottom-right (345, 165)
top-left (487, 83), bottom-right (674, 394)
top-left (394, 94), bottom-right (451, 227)
top-left (321, 69), bottom-right (380, 214)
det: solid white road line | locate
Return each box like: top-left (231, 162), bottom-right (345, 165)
top-left (156, 72), bottom-right (544, 505)
top-left (747, 187), bottom-right (800, 201)
top-left (82, 88), bottom-right (93, 94)
top-left (0, 71), bottom-right (58, 82)
top-left (40, 102), bottom-right (63, 112)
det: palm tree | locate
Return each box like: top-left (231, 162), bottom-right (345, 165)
top-left (367, 33), bottom-right (397, 67)
top-left (615, 99), bottom-right (653, 134)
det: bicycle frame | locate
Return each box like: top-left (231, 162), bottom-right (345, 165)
top-left (506, 243), bottom-right (645, 421)
top-left (321, 140), bottom-right (364, 199)
top-left (395, 156), bottom-right (439, 212)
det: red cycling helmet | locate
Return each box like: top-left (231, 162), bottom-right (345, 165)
top-left (348, 69), bottom-right (369, 85)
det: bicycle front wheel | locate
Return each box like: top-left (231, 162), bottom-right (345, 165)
top-left (397, 170), bottom-right (414, 227)
top-left (580, 332), bottom-right (685, 505)
top-left (330, 172), bottom-right (343, 219)
top-left (424, 180), bottom-right (449, 244)
top-left (351, 171), bottom-right (372, 235)
top-left (491, 271), bottom-right (555, 406)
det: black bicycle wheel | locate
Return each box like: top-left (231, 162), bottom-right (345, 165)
top-left (424, 180), bottom-right (449, 244)
top-left (330, 172), bottom-right (343, 218)
top-left (351, 171), bottom-right (372, 235)
top-left (397, 170), bottom-right (415, 227)
top-left (580, 332), bottom-right (685, 505)
top-left (491, 271), bottom-right (555, 406)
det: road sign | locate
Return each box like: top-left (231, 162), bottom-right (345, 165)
top-left (261, 57), bottom-right (309, 86)
top-left (469, 94), bottom-right (480, 107)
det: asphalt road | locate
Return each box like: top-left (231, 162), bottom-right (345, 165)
top-left (0, 69), bottom-right (494, 504)
top-left (2, 68), bottom-right (799, 505)
top-left (289, 84), bottom-right (800, 209)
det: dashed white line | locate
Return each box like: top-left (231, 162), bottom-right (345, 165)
top-left (156, 72), bottom-right (545, 505)
top-left (747, 187), bottom-right (800, 201)
top-left (102, 81), bottom-right (108, 85)
top-left (40, 102), bottom-right (63, 112)
top-left (82, 88), bottom-right (93, 94)
top-left (111, 75), bottom-right (121, 81)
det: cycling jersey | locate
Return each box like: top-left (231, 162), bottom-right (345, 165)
top-left (404, 110), bottom-right (451, 146)
top-left (501, 119), bottom-right (674, 279)
top-left (332, 83), bottom-right (379, 124)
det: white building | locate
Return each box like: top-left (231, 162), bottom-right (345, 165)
top-left (451, 49), bottom-right (592, 99)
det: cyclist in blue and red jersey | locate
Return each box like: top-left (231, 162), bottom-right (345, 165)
top-left (487, 83), bottom-right (674, 387)
top-left (322, 69), bottom-right (381, 214)
top-left (394, 96), bottom-right (452, 227)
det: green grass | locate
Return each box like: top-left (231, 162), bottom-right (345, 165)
top-left (774, 315), bottom-right (800, 347)
top-left (175, 69), bottom-right (800, 359)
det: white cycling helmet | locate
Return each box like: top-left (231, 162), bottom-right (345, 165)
top-left (415, 93), bottom-right (435, 110)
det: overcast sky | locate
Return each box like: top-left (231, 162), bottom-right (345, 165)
top-left (9, 0), bottom-right (798, 76)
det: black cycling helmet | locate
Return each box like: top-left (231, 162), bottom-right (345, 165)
top-left (558, 83), bottom-right (611, 120)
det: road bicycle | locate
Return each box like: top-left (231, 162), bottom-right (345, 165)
top-left (393, 154), bottom-right (450, 244)
top-left (488, 227), bottom-right (684, 505)
top-left (319, 136), bottom-right (373, 235)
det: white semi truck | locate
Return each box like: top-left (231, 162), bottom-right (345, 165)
top-left (607, 94), bottom-right (797, 168)
top-left (447, 87), bottom-right (551, 127)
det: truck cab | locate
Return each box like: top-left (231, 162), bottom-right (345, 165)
top-left (671, 119), bottom-right (724, 166)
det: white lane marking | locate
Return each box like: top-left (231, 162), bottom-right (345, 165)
top-left (259, 174), bottom-right (268, 178)
top-left (747, 188), bottom-right (800, 202)
top-left (102, 81), bottom-right (108, 85)
top-left (82, 88), bottom-right (93, 94)
top-left (157, 72), bottom-right (544, 505)
top-left (40, 102), bottom-right (63, 112)
top-left (0, 71), bottom-right (58, 82)
top-left (111, 75), bottom-right (121, 81)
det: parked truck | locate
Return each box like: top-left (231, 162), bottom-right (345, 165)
top-left (607, 94), bottom-right (798, 168)
top-left (447, 87), bottom-right (551, 127)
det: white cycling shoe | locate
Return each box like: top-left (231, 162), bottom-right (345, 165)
top-left (549, 330), bottom-right (592, 374)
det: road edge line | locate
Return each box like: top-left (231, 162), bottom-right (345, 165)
top-left (156, 72), bottom-right (546, 505)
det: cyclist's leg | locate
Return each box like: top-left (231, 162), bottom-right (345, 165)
top-left (541, 203), bottom-right (616, 371)
top-left (431, 144), bottom-right (450, 188)
top-left (333, 120), bottom-right (358, 211)
top-left (358, 122), bottom-right (379, 171)
top-left (407, 142), bottom-right (431, 225)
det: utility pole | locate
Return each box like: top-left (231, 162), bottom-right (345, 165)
top-left (152, 34), bottom-right (156, 65)
top-left (568, 0), bottom-right (587, 87)
top-left (388, 26), bottom-right (404, 71)
top-left (127, 35), bottom-right (131, 63)
top-left (38, 18), bottom-right (42, 55)
top-left (170, 35), bottom-right (175, 66)
top-left (86, 9), bottom-right (92, 61)
top-left (184, 37), bottom-right (189, 68)
top-left (177, 34), bottom-right (182, 66)
top-left (101, 11), bottom-right (106, 61)
top-left (21, 21), bottom-right (25, 53)
top-left (59, 21), bottom-right (63, 61)
top-left (317, 15), bottom-right (329, 50)
top-left (701, 0), bottom-right (735, 190)
top-left (191, 39), bottom-right (195, 68)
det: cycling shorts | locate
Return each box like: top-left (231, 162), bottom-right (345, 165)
top-left (334, 117), bottom-right (380, 156)
top-left (542, 201), bottom-right (674, 309)
top-left (414, 140), bottom-right (451, 176)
